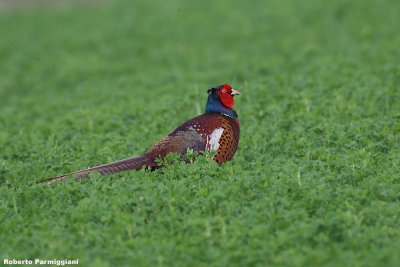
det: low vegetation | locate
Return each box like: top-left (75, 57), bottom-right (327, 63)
top-left (1, 0), bottom-right (399, 266)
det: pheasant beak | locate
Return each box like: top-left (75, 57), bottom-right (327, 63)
top-left (231, 89), bottom-right (241, 96)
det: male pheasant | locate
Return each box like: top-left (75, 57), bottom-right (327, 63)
top-left (42, 84), bottom-right (240, 184)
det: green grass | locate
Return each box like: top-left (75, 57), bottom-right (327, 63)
top-left (1, 0), bottom-right (400, 266)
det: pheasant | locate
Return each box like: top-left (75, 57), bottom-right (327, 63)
top-left (42, 84), bottom-right (240, 184)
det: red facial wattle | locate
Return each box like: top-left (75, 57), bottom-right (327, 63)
top-left (217, 84), bottom-right (234, 108)
top-left (220, 94), bottom-right (234, 108)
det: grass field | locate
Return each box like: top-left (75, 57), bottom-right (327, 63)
top-left (1, 0), bottom-right (400, 266)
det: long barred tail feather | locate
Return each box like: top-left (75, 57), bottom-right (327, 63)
top-left (40, 155), bottom-right (155, 185)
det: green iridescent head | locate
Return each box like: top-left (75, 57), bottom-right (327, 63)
top-left (205, 84), bottom-right (240, 118)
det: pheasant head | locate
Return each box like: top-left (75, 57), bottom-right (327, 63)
top-left (205, 84), bottom-right (241, 118)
